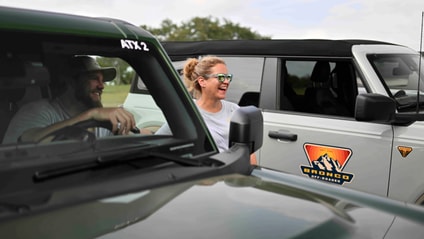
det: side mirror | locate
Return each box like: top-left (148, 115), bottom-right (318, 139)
top-left (355, 93), bottom-right (424, 126)
top-left (355, 93), bottom-right (396, 123)
top-left (229, 106), bottom-right (263, 153)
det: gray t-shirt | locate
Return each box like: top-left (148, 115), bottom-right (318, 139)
top-left (3, 99), bottom-right (112, 144)
top-left (155, 100), bottom-right (239, 152)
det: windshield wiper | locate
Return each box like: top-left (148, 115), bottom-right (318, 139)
top-left (397, 100), bottom-right (424, 111)
top-left (33, 146), bottom-right (222, 182)
top-left (396, 94), bottom-right (424, 111)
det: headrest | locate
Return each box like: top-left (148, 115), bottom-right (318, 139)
top-left (0, 59), bottom-right (50, 89)
top-left (310, 61), bottom-right (330, 83)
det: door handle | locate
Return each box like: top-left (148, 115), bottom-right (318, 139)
top-left (268, 130), bottom-right (297, 141)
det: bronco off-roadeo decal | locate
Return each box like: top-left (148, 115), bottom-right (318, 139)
top-left (301, 143), bottom-right (354, 185)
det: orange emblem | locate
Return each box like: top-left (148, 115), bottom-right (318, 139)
top-left (397, 146), bottom-right (412, 158)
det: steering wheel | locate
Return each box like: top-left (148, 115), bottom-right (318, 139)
top-left (38, 120), bottom-right (113, 143)
top-left (394, 90), bottom-right (406, 98)
top-left (39, 120), bottom-right (141, 143)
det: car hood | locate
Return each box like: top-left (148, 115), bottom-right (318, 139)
top-left (101, 175), bottom-right (366, 239)
top-left (0, 168), bottom-right (422, 239)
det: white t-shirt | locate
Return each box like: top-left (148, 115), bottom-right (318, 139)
top-left (155, 100), bottom-right (239, 152)
top-left (3, 99), bottom-right (112, 143)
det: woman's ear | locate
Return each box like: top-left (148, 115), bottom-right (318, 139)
top-left (197, 76), bottom-right (206, 88)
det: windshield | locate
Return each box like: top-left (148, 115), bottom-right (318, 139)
top-left (0, 29), bottom-right (216, 162)
top-left (369, 54), bottom-right (424, 111)
top-left (0, 26), bottom-right (223, 222)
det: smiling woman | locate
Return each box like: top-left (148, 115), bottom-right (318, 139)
top-left (155, 55), bottom-right (257, 164)
top-left (156, 56), bottom-right (240, 151)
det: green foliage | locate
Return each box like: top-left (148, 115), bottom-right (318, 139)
top-left (141, 16), bottom-right (271, 41)
top-left (98, 17), bottom-right (269, 85)
top-left (102, 84), bottom-right (131, 107)
top-left (96, 57), bottom-right (135, 85)
top-left (288, 75), bottom-right (310, 95)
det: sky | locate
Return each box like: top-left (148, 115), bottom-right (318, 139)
top-left (1, 0), bottom-right (423, 50)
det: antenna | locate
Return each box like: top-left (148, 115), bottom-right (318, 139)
top-left (417, 11), bottom-right (423, 114)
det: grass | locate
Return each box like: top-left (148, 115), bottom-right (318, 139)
top-left (102, 84), bottom-right (131, 107)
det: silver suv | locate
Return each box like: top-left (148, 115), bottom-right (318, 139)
top-left (133, 39), bottom-right (424, 205)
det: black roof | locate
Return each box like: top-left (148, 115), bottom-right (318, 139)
top-left (161, 39), bottom-right (396, 60)
top-left (0, 6), bottom-right (156, 41)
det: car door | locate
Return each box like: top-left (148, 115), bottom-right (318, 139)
top-left (259, 58), bottom-right (394, 198)
top-left (363, 50), bottom-right (424, 204)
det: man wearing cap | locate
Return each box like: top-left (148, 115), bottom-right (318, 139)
top-left (3, 55), bottom-right (136, 143)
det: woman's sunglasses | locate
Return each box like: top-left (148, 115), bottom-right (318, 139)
top-left (204, 73), bottom-right (233, 83)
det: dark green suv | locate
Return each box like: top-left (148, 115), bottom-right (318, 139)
top-left (0, 6), bottom-right (424, 239)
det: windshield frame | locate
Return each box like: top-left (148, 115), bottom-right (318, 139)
top-left (368, 53), bottom-right (424, 112)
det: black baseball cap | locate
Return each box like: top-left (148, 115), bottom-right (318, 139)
top-left (70, 56), bottom-right (116, 82)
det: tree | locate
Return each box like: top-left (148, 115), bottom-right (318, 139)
top-left (97, 57), bottom-right (134, 85)
top-left (141, 16), bottom-right (270, 41)
top-left (99, 17), bottom-right (269, 85)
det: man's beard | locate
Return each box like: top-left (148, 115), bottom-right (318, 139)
top-left (75, 84), bottom-right (103, 109)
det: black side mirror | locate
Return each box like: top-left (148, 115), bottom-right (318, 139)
top-left (355, 93), bottom-right (396, 123)
top-left (229, 106), bottom-right (263, 153)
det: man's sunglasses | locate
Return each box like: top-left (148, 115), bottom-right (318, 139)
top-left (204, 73), bottom-right (233, 83)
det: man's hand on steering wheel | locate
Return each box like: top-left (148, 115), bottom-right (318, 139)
top-left (86, 107), bottom-right (137, 135)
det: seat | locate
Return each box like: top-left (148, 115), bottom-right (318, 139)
top-left (0, 58), bottom-right (50, 142)
top-left (333, 63), bottom-right (357, 116)
top-left (304, 61), bottom-right (344, 115)
top-left (279, 63), bottom-right (296, 110)
top-left (0, 88), bottom-right (25, 142)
